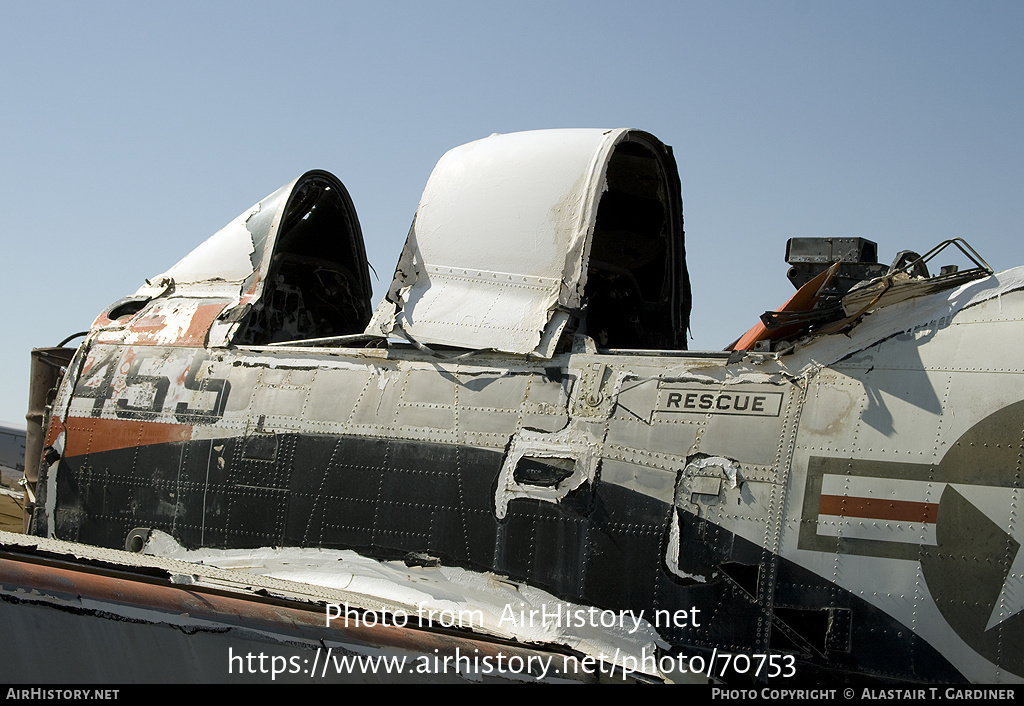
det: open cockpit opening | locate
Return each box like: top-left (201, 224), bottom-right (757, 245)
top-left (234, 173), bottom-right (372, 346)
top-left (583, 137), bottom-right (690, 351)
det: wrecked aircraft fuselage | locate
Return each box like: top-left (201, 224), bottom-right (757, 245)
top-left (21, 129), bottom-right (1024, 683)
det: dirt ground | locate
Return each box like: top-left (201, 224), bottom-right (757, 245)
top-left (0, 485), bottom-right (25, 533)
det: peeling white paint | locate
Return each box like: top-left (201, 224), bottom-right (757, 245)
top-left (664, 510), bottom-right (708, 583)
top-left (232, 355), bottom-right (394, 375)
top-left (662, 456), bottom-right (743, 584)
top-left (494, 424), bottom-right (604, 520)
top-left (375, 368), bottom-right (397, 391)
top-left (43, 432), bottom-right (63, 538)
top-left (685, 455), bottom-right (742, 489)
top-left (142, 530), bottom-right (667, 676)
top-left (123, 302), bottom-right (200, 346)
top-left (655, 369), bottom-right (789, 387)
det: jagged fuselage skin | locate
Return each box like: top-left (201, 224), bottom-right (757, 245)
top-left (31, 281), bottom-right (1024, 684)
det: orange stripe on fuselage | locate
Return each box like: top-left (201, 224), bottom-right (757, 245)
top-left (62, 416), bottom-right (193, 457)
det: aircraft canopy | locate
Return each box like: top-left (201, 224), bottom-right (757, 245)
top-left (367, 128), bottom-right (690, 356)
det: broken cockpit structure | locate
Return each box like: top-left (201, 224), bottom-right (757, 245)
top-left (730, 236), bottom-right (994, 352)
top-left (50, 126), bottom-right (996, 405)
top-left (366, 128), bottom-right (691, 356)
top-left (89, 129), bottom-right (690, 358)
top-left (93, 170), bottom-right (373, 350)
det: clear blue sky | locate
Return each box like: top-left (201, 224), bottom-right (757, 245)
top-left (2, 1), bottom-right (1023, 426)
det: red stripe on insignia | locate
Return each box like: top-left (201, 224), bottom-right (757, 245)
top-left (818, 494), bottom-right (939, 523)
